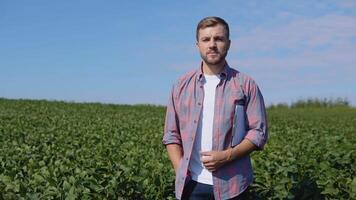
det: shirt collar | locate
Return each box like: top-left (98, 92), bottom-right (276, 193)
top-left (197, 62), bottom-right (230, 82)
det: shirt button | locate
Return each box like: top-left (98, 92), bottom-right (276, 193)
top-left (194, 120), bottom-right (197, 123)
top-left (185, 157), bottom-right (189, 161)
top-left (197, 102), bottom-right (201, 106)
top-left (200, 86), bottom-right (203, 88)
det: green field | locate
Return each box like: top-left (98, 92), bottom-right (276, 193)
top-left (0, 98), bottom-right (355, 199)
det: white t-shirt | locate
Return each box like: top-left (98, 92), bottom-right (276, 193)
top-left (189, 74), bottom-right (220, 185)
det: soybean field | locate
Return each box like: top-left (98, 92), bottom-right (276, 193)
top-left (0, 98), bottom-right (355, 199)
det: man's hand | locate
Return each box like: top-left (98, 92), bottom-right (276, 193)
top-left (200, 139), bottom-right (257, 172)
top-left (200, 149), bottom-right (231, 172)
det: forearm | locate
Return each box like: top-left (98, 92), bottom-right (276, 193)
top-left (228, 138), bottom-right (257, 161)
top-left (166, 144), bottom-right (183, 173)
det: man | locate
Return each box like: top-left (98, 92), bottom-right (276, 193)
top-left (163, 16), bottom-right (268, 200)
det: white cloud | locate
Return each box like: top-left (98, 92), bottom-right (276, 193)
top-left (232, 14), bottom-right (356, 52)
top-left (337, 0), bottom-right (356, 9)
top-left (229, 14), bottom-right (356, 105)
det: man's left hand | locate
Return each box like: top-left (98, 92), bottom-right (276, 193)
top-left (200, 150), bottom-right (230, 172)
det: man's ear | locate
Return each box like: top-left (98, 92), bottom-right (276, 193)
top-left (227, 39), bottom-right (231, 50)
top-left (195, 41), bottom-right (199, 50)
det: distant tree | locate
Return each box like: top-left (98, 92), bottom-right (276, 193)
top-left (290, 97), bottom-right (350, 108)
top-left (268, 97), bottom-right (351, 109)
top-left (268, 103), bottom-right (289, 109)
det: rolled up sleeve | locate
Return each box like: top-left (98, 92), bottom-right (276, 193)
top-left (244, 80), bottom-right (268, 150)
top-left (162, 85), bottom-right (182, 146)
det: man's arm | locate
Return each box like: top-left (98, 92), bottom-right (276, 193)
top-left (201, 139), bottom-right (256, 172)
top-left (163, 84), bottom-right (184, 173)
top-left (243, 79), bottom-right (268, 150)
top-left (166, 144), bottom-right (183, 173)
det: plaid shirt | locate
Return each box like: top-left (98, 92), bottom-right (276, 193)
top-left (163, 63), bottom-right (268, 200)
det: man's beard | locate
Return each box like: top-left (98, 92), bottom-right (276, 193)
top-left (200, 51), bottom-right (228, 66)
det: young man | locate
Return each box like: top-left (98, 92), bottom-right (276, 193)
top-left (163, 16), bottom-right (268, 200)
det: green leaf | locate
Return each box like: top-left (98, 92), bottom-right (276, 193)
top-left (352, 177), bottom-right (356, 193)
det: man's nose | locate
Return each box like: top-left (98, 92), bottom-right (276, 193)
top-left (208, 40), bottom-right (217, 48)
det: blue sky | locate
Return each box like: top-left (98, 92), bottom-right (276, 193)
top-left (1, 0), bottom-right (355, 106)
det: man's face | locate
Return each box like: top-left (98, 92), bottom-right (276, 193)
top-left (196, 24), bottom-right (231, 66)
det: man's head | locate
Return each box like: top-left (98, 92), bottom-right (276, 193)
top-left (196, 16), bottom-right (231, 67)
top-left (196, 16), bottom-right (230, 41)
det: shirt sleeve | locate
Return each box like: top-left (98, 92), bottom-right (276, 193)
top-left (162, 84), bottom-right (182, 146)
top-left (244, 79), bottom-right (268, 150)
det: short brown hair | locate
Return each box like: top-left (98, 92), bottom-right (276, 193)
top-left (196, 16), bottom-right (230, 41)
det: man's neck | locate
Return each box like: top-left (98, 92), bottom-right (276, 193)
top-left (202, 61), bottom-right (226, 75)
